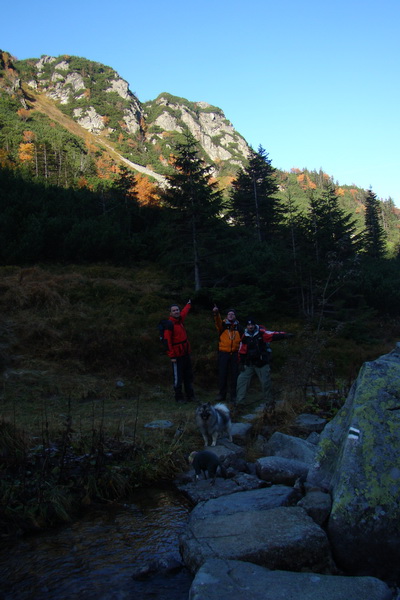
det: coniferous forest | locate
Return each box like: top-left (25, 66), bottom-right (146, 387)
top-left (1, 133), bottom-right (399, 320)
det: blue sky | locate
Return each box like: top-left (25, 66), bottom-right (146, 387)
top-left (3, 0), bottom-right (400, 206)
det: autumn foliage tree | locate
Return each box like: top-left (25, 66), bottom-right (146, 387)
top-left (135, 174), bottom-right (160, 206)
top-left (18, 142), bottom-right (35, 163)
top-left (18, 130), bottom-right (36, 163)
top-left (17, 108), bottom-right (31, 122)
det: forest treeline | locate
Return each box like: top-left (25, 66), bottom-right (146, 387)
top-left (1, 131), bottom-right (399, 330)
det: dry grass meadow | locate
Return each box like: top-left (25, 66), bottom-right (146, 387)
top-left (0, 263), bottom-right (398, 532)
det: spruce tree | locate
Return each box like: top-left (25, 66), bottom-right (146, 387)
top-left (228, 145), bottom-right (281, 242)
top-left (362, 189), bottom-right (387, 258)
top-left (304, 183), bottom-right (359, 263)
top-left (160, 131), bottom-right (222, 291)
top-left (294, 183), bottom-right (360, 318)
top-left (107, 166), bottom-right (139, 238)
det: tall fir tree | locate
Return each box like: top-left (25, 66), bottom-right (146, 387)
top-left (160, 131), bottom-right (222, 291)
top-left (293, 184), bottom-right (360, 319)
top-left (228, 145), bottom-right (281, 242)
top-left (304, 183), bottom-right (359, 263)
top-left (111, 166), bottom-right (139, 238)
top-left (362, 189), bottom-right (387, 258)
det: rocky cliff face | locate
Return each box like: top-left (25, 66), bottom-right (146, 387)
top-left (145, 95), bottom-right (249, 167)
top-left (25, 55), bottom-right (143, 136)
top-left (20, 54), bottom-right (249, 176)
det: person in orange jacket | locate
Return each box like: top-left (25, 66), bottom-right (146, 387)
top-left (164, 300), bottom-right (195, 403)
top-left (213, 305), bottom-right (244, 404)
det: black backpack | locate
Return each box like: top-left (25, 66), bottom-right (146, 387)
top-left (245, 327), bottom-right (272, 366)
top-left (158, 319), bottom-right (173, 350)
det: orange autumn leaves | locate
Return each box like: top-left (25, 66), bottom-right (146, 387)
top-left (16, 129), bottom-right (159, 205)
top-left (297, 172), bottom-right (317, 190)
top-left (93, 153), bottom-right (160, 205)
top-left (291, 168), bottom-right (344, 197)
top-left (18, 130), bottom-right (36, 163)
top-left (134, 173), bottom-right (160, 206)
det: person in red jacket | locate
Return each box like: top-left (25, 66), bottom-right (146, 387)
top-left (164, 300), bottom-right (195, 403)
top-left (236, 318), bottom-right (293, 409)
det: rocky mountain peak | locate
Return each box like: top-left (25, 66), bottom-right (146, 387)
top-left (9, 53), bottom-right (250, 177)
top-left (146, 93), bottom-right (249, 168)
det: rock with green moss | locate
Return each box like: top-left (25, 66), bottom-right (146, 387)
top-left (307, 342), bottom-right (400, 581)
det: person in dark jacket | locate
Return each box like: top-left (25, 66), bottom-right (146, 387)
top-left (236, 318), bottom-right (293, 409)
top-left (212, 305), bottom-right (243, 403)
top-left (164, 300), bottom-right (195, 402)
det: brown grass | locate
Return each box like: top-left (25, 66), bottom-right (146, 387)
top-left (1, 263), bottom-right (399, 481)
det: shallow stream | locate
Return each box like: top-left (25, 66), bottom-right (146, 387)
top-left (0, 487), bottom-right (193, 600)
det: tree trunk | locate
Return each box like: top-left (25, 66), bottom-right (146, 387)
top-left (192, 217), bottom-right (201, 291)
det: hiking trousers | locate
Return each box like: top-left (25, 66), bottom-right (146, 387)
top-left (236, 362), bottom-right (272, 406)
top-left (217, 350), bottom-right (239, 402)
top-left (171, 354), bottom-right (194, 402)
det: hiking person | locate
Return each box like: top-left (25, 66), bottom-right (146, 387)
top-left (164, 300), bottom-right (195, 403)
top-left (212, 305), bottom-right (243, 404)
top-left (236, 318), bottom-right (293, 409)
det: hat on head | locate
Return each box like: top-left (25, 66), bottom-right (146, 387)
top-left (246, 318), bottom-right (256, 325)
top-left (227, 308), bottom-right (236, 315)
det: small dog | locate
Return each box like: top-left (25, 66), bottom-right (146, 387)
top-left (189, 450), bottom-right (227, 484)
top-left (195, 402), bottom-right (232, 447)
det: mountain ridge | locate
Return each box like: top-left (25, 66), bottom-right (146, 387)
top-left (1, 49), bottom-right (399, 252)
top-left (13, 52), bottom-right (249, 179)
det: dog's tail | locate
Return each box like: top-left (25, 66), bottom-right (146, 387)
top-left (214, 402), bottom-right (230, 415)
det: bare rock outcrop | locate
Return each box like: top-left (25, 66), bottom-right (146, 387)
top-left (307, 342), bottom-right (400, 581)
top-left (189, 559), bottom-right (392, 600)
top-left (180, 503), bottom-right (332, 575)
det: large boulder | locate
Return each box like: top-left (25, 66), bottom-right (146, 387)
top-left (307, 342), bottom-right (400, 581)
top-left (196, 441), bottom-right (245, 467)
top-left (230, 421), bottom-right (253, 445)
top-left (180, 501), bottom-right (332, 574)
top-left (176, 471), bottom-right (267, 504)
top-left (263, 431), bottom-right (317, 464)
top-left (291, 413), bottom-right (327, 436)
top-left (297, 489), bottom-right (332, 525)
top-left (256, 455), bottom-right (309, 485)
top-left (184, 485), bottom-right (298, 518)
top-left (189, 559), bottom-right (392, 600)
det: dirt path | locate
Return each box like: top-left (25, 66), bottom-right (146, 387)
top-left (29, 91), bottom-right (166, 185)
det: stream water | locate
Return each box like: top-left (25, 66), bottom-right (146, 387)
top-left (0, 487), bottom-right (193, 600)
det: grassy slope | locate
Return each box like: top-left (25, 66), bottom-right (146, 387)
top-left (28, 90), bottom-right (165, 182)
top-left (1, 262), bottom-right (398, 532)
top-left (0, 264), bottom-right (215, 471)
top-left (1, 262), bottom-right (397, 435)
